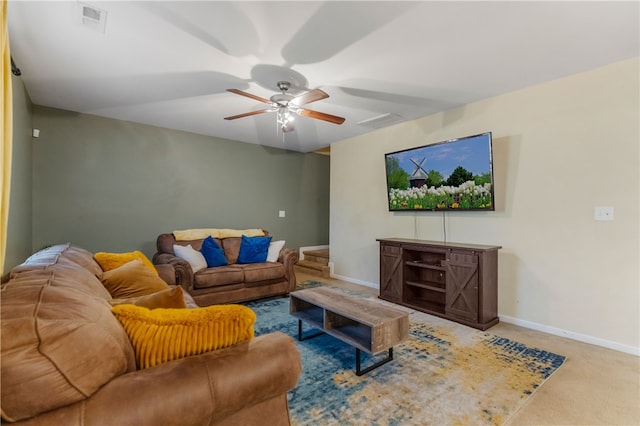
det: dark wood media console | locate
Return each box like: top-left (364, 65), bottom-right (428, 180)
top-left (377, 238), bottom-right (501, 330)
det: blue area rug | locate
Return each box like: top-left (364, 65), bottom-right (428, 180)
top-left (245, 282), bottom-right (566, 425)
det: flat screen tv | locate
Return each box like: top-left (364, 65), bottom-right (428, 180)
top-left (385, 132), bottom-right (495, 211)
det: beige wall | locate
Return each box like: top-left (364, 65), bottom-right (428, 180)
top-left (330, 57), bottom-right (639, 353)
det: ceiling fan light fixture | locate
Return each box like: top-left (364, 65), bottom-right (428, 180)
top-left (277, 107), bottom-right (294, 129)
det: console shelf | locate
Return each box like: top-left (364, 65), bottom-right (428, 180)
top-left (405, 261), bottom-right (444, 270)
top-left (406, 281), bottom-right (446, 293)
top-left (378, 238), bottom-right (501, 330)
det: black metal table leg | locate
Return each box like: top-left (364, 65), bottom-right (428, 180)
top-left (355, 347), bottom-right (394, 376)
top-left (297, 319), bottom-right (325, 341)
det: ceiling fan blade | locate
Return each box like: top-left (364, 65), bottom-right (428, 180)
top-left (298, 108), bottom-right (345, 125)
top-left (227, 88), bottom-right (271, 104)
top-left (291, 89), bottom-right (329, 106)
top-left (224, 109), bottom-right (272, 120)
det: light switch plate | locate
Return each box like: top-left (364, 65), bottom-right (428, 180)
top-left (279, 210), bottom-right (286, 218)
top-left (594, 206), bottom-right (614, 221)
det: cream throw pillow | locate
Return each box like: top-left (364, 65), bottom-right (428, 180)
top-left (266, 240), bottom-right (286, 262)
top-left (173, 244), bottom-right (207, 272)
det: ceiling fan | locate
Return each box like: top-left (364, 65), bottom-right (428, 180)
top-left (224, 81), bottom-right (345, 132)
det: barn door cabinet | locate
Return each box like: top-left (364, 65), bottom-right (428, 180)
top-left (377, 238), bottom-right (501, 330)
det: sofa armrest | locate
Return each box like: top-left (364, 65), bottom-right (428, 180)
top-left (15, 332), bottom-right (302, 426)
top-left (153, 252), bottom-right (194, 290)
top-left (154, 264), bottom-right (176, 285)
top-left (279, 248), bottom-right (299, 292)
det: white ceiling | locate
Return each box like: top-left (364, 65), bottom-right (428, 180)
top-left (8, 1), bottom-right (639, 153)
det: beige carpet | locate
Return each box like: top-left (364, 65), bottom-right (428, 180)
top-left (251, 284), bottom-right (566, 425)
top-left (295, 272), bottom-right (640, 425)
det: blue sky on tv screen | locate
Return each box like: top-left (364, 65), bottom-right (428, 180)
top-left (391, 134), bottom-right (492, 179)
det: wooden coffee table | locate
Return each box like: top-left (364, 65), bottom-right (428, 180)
top-left (290, 286), bottom-right (409, 376)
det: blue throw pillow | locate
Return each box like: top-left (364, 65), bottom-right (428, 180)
top-left (200, 236), bottom-right (228, 267)
top-left (237, 235), bottom-right (272, 264)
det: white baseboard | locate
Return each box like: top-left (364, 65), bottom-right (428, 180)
top-left (329, 272), bottom-right (378, 289)
top-left (298, 245), bottom-right (329, 261)
top-left (325, 273), bottom-right (640, 356)
top-left (499, 315), bottom-right (640, 356)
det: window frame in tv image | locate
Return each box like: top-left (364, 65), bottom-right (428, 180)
top-left (384, 132), bottom-right (496, 212)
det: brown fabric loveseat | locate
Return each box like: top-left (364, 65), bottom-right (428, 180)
top-left (153, 230), bottom-right (299, 306)
top-left (1, 243), bottom-right (302, 426)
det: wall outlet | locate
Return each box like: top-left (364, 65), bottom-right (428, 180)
top-left (594, 206), bottom-right (614, 221)
top-left (278, 210), bottom-right (286, 218)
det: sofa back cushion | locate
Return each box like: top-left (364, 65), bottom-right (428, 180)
top-left (158, 232), bottom-right (270, 266)
top-left (9, 243), bottom-right (104, 279)
top-left (157, 233), bottom-right (206, 254)
top-left (221, 237), bottom-right (243, 264)
top-left (1, 246), bottom-right (137, 422)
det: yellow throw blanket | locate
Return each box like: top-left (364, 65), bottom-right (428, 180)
top-left (173, 228), bottom-right (265, 240)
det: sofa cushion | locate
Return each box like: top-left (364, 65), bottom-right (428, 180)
top-left (100, 259), bottom-right (170, 298)
top-left (221, 237), bottom-right (242, 264)
top-left (154, 263), bottom-right (177, 286)
top-left (9, 244), bottom-right (104, 279)
top-left (215, 228), bottom-right (265, 239)
top-left (95, 250), bottom-right (158, 275)
top-left (112, 304), bottom-right (256, 369)
top-left (10, 264), bottom-right (113, 301)
top-left (110, 286), bottom-right (187, 309)
top-left (200, 236), bottom-right (228, 267)
top-left (58, 246), bottom-right (107, 276)
top-left (237, 236), bottom-right (272, 264)
top-left (1, 269), bottom-right (136, 422)
top-left (239, 262), bottom-right (286, 284)
top-left (157, 234), bottom-right (206, 254)
top-left (194, 266), bottom-right (245, 289)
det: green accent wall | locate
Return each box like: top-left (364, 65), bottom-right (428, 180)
top-left (4, 76), bottom-right (33, 274)
top-left (28, 106), bottom-right (329, 258)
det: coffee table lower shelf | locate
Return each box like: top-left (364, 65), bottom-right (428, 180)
top-left (296, 319), bottom-right (395, 376)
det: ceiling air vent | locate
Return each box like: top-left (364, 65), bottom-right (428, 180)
top-left (357, 113), bottom-right (405, 129)
top-left (76, 2), bottom-right (108, 33)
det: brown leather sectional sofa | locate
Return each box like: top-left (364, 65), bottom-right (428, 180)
top-left (153, 232), bottom-right (299, 306)
top-left (1, 244), bottom-right (302, 425)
